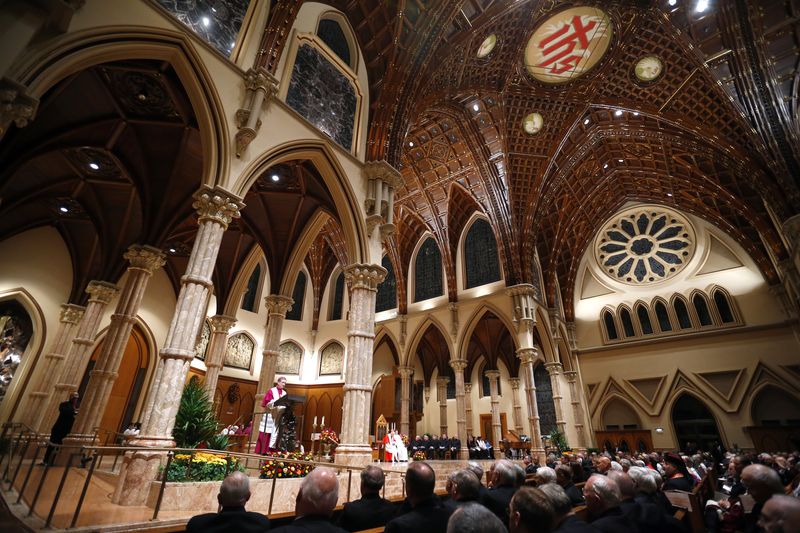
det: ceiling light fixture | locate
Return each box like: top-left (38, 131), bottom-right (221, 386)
top-left (618, 159), bottom-right (624, 163)
top-left (59, 206), bottom-right (69, 213)
top-left (169, 247), bottom-right (177, 253)
top-left (614, 109), bottom-right (623, 116)
top-left (271, 174), bottom-right (280, 182)
top-left (88, 162), bottom-right (99, 170)
top-left (472, 104), bottom-right (479, 111)
top-left (202, 16), bottom-right (210, 27)
top-left (409, 141), bottom-right (414, 147)
top-left (603, 164), bottom-right (608, 169)
top-left (667, 193), bottom-right (673, 197)
top-left (583, 119), bottom-right (590, 125)
top-left (695, 0), bottom-right (708, 12)
top-left (668, 0), bottom-right (677, 6)
top-left (633, 112), bottom-right (640, 116)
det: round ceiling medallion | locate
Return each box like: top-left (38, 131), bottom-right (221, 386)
top-left (594, 206), bottom-right (696, 285)
top-left (634, 56), bottom-right (664, 82)
top-left (522, 112), bottom-right (544, 134)
top-left (525, 7), bottom-right (613, 84)
top-left (477, 34), bottom-right (497, 58)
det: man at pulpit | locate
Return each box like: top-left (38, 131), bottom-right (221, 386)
top-left (255, 376), bottom-right (287, 454)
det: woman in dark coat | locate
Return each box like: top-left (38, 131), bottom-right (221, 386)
top-left (42, 391), bottom-right (79, 465)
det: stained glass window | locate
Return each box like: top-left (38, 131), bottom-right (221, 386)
top-left (604, 311), bottom-right (618, 340)
top-left (534, 365), bottom-right (557, 435)
top-left (637, 304), bottom-right (653, 335)
top-left (317, 19), bottom-right (351, 67)
top-left (376, 255), bottom-right (397, 312)
top-left (693, 294), bottom-right (713, 326)
top-left (155, 0), bottom-right (251, 57)
top-left (655, 301), bottom-right (672, 332)
top-left (414, 238), bottom-right (443, 302)
top-left (464, 219), bottom-right (501, 288)
top-left (620, 308), bottom-right (635, 337)
top-left (714, 290), bottom-right (735, 323)
top-left (674, 298), bottom-right (692, 329)
top-left (286, 271), bottom-right (306, 321)
top-left (330, 271), bottom-right (345, 320)
top-left (241, 263), bottom-right (260, 312)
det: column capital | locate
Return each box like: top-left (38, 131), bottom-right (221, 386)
top-left (193, 186), bottom-right (244, 228)
top-left (484, 369), bottom-right (501, 380)
top-left (209, 314), bottom-right (237, 334)
top-left (464, 382), bottom-right (472, 393)
top-left (437, 376), bottom-right (450, 387)
top-left (563, 370), bottom-right (577, 382)
top-left (60, 303), bottom-right (85, 324)
top-left (449, 359), bottom-right (468, 372)
top-left (516, 346), bottom-right (540, 364)
top-left (124, 244), bottom-right (166, 274)
top-left (86, 280), bottom-right (119, 304)
top-left (264, 294), bottom-right (294, 316)
top-left (397, 365), bottom-right (415, 378)
top-left (505, 283), bottom-right (537, 298)
top-left (544, 361), bottom-right (563, 375)
top-left (344, 263), bottom-right (387, 291)
top-left (363, 160), bottom-right (403, 188)
top-left (509, 377), bottom-right (521, 389)
top-left (244, 66), bottom-right (279, 96)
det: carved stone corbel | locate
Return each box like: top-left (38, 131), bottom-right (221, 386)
top-left (235, 67), bottom-right (278, 157)
top-left (0, 78), bottom-right (38, 139)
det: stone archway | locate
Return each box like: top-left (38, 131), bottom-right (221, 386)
top-left (671, 393), bottom-right (722, 452)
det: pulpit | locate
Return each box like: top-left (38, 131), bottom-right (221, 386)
top-left (273, 394), bottom-right (305, 452)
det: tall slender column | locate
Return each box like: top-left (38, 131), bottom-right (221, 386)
top-left (485, 369), bottom-right (502, 459)
top-left (114, 186), bottom-right (242, 506)
top-left (398, 365), bottom-right (414, 435)
top-left (41, 281), bottom-right (119, 433)
top-left (464, 382), bottom-right (473, 438)
top-left (518, 347), bottom-right (544, 461)
top-left (251, 294), bottom-right (293, 448)
top-left (450, 359), bottom-right (468, 458)
top-left (437, 376), bottom-right (449, 436)
top-left (69, 246), bottom-right (165, 440)
top-left (335, 263), bottom-right (386, 466)
top-left (24, 304), bottom-right (84, 430)
top-left (509, 378), bottom-right (524, 433)
top-left (204, 315), bottom-right (237, 397)
top-left (544, 361), bottom-right (566, 435)
top-left (564, 371), bottom-right (586, 449)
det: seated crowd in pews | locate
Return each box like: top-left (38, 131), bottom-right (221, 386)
top-left (186, 446), bottom-right (800, 532)
top-left (407, 433), bottom-right (462, 460)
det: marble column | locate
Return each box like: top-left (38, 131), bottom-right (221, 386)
top-left (114, 186), bottom-right (242, 506)
top-left (437, 376), bottom-right (449, 436)
top-left (485, 369), bottom-right (502, 459)
top-left (204, 315), bottom-right (237, 397)
top-left (464, 382), bottom-right (473, 438)
top-left (41, 281), bottom-right (119, 433)
top-left (509, 378), bottom-right (524, 433)
top-left (518, 347), bottom-right (544, 460)
top-left (450, 359), bottom-right (468, 458)
top-left (24, 304), bottom-right (84, 430)
top-left (68, 246), bottom-right (165, 441)
top-left (398, 365), bottom-right (414, 435)
top-left (252, 294), bottom-right (293, 449)
top-left (564, 371), bottom-right (586, 449)
top-left (544, 361), bottom-right (567, 435)
top-left (335, 263), bottom-right (386, 466)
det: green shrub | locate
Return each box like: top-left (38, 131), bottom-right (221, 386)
top-left (172, 379), bottom-right (218, 449)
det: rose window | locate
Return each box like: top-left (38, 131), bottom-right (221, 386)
top-left (595, 206), bottom-right (695, 284)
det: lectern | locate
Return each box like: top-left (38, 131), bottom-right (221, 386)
top-left (272, 394), bottom-right (305, 452)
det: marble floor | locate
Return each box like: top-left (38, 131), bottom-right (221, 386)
top-left (0, 456), bottom-right (498, 531)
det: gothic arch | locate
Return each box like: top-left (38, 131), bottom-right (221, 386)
top-left (409, 232), bottom-right (446, 304)
top-left (225, 244), bottom-right (269, 316)
top-left (405, 315), bottom-right (451, 368)
top-left (746, 382), bottom-right (800, 426)
top-left (667, 389), bottom-right (727, 449)
top-left (456, 303), bottom-right (517, 367)
top-left (457, 212), bottom-right (504, 291)
top-left (593, 393), bottom-right (644, 431)
top-left (374, 327), bottom-right (401, 367)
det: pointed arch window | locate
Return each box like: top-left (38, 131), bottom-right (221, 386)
top-left (620, 308), bottom-right (635, 337)
top-left (674, 298), bottom-right (692, 329)
top-left (713, 290), bottom-right (735, 323)
top-left (376, 255), bottom-right (397, 312)
top-left (286, 272), bottom-right (306, 321)
top-left (414, 238), bottom-right (443, 302)
top-left (636, 304), bottom-right (653, 335)
top-left (655, 301), bottom-right (672, 332)
top-left (693, 294), bottom-right (713, 326)
top-left (241, 264), bottom-right (261, 312)
top-left (464, 219), bottom-right (501, 288)
top-left (330, 271), bottom-right (346, 320)
top-left (603, 311), bottom-right (618, 340)
top-left (317, 18), bottom-right (352, 68)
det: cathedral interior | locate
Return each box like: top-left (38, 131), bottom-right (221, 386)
top-left (0, 0), bottom-right (799, 525)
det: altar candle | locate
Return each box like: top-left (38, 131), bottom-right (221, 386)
top-left (321, 416), bottom-right (325, 427)
top-left (314, 416), bottom-right (318, 425)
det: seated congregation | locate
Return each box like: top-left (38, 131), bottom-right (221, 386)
top-left (185, 447), bottom-right (800, 532)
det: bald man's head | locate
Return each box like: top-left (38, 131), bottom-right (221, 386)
top-left (607, 471), bottom-right (636, 501)
top-left (296, 467), bottom-right (339, 517)
top-left (406, 461), bottom-right (436, 505)
top-left (759, 495), bottom-right (800, 533)
top-left (218, 471), bottom-right (251, 507)
top-left (741, 464), bottom-right (783, 504)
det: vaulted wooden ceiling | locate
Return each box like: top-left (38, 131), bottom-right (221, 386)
top-left (264, 0), bottom-right (799, 319)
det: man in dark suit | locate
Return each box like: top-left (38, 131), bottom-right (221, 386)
top-left (448, 435), bottom-right (460, 459)
top-left (556, 465), bottom-right (584, 506)
top-left (271, 467), bottom-right (348, 532)
top-left (443, 469), bottom-right (481, 512)
top-left (448, 503), bottom-right (507, 533)
top-left (186, 471), bottom-right (271, 532)
top-left (582, 475), bottom-right (638, 533)
top-left (427, 434), bottom-right (438, 460)
top-left (608, 470), bottom-right (687, 533)
top-left (338, 465), bottom-right (395, 532)
top-left (42, 391), bottom-right (79, 465)
top-left (538, 483), bottom-right (598, 532)
top-left (438, 434), bottom-right (448, 460)
top-left (385, 461), bottom-right (452, 533)
top-left (467, 461), bottom-right (490, 502)
top-left (508, 486), bottom-right (556, 533)
top-left (482, 459), bottom-right (518, 527)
